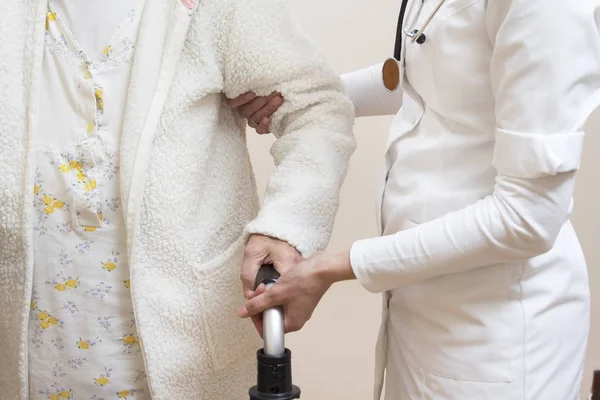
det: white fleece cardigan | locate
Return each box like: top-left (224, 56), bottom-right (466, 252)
top-left (0, 0), bottom-right (355, 398)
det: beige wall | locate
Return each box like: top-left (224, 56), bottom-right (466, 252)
top-left (246, 0), bottom-right (600, 398)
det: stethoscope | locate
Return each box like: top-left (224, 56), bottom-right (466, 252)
top-left (393, 0), bottom-right (447, 60)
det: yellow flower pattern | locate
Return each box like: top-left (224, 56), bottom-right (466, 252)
top-left (37, 309), bottom-right (61, 330)
top-left (122, 335), bottom-right (136, 345)
top-left (120, 333), bottom-right (142, 355)
top-left (103, 262), bottom-right (116, 271)
top-left (84, 179), bottom-right (97, 192)
top-left (34, 186), bottom-right (69, 227)
top-left (55, 283), bottom-right (67, 292)
top-left (95, 88), bottom-right (104, 112)
top-left (95, 377), bottom-right (109, 386)
top-left (65, 279), bottom-right (79, 288)
top-left (44, 387), bottom-right (72, 400)
top-left (102, 252), bottom-right (119, 272)
top-left (46, 11), bottom-right (56, 30)
top-left (46, 270), bottom-right (80, 293)
top-left (94, 368), bottom-right (112, 386)
top-left (76, 336), bottom-right (101, 350)
top-left (31, 3), bottom-right (148, 398)
top-left (116, 389), bottom-right (146, 398)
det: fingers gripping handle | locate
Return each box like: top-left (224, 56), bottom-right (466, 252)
top-left (255, 265), bottom-right (285, 357)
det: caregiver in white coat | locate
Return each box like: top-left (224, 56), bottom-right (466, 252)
top-left (234, 0), bottom-right (600, 399)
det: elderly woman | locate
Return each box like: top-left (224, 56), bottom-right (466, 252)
top-left (0, 0), bottom-right (355, 398)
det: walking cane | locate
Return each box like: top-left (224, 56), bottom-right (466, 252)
top-left (249, 264), bottom-right (301, 400)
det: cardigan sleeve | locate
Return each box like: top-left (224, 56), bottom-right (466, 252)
top-left (350, 0), bottom-right (600, 293)
top-left (222, 0), bottom-right (356, 257)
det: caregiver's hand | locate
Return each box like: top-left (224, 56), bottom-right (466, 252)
top-left (226, 92), bottom-right (283, 134)
top-left (238, 250), bottom-right (356, 334)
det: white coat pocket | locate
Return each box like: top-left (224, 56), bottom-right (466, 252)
top-left (422, 372), bottom-right (514, 399)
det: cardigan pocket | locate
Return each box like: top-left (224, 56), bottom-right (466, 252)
top-left (194, 233), bottom-right (261, 371)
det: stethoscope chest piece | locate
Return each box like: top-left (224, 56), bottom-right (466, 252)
top-left (382, 58), bottom-right (400, 92)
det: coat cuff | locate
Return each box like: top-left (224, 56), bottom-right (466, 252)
top-left (492, 128), bottom-right (584, 179)
top-left (350, 237), bottom-right (391, 293)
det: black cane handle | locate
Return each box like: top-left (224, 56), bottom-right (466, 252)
top-left (254, 264), bottom-right (280, 290)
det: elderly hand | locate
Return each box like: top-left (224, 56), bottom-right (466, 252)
top-left (241, 234), bottom-right (302, 298)
top-left (226, 92), bottom-right (283, 134)
top-left (238, 249), bottom-right (356, 334)
top-left (241, 234), bottom-right (303, 334)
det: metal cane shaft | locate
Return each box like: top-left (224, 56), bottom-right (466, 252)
top-left (263, 282), bottom-right (285, 357)
top-left (254, 265), bottom-right (286, 356)
top-left (250, 265), bottom-right (301, 400)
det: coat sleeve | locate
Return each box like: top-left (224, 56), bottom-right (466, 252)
top-left (350, 0), bottom-right (600, 292)
top-left (222, 0), bottom-right (356, 257)
top-left (341, 63), bottom-right (404, 118)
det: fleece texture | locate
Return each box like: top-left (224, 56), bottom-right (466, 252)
top-left (0, 0), bottom-right (355, 398)
top-left (0, 0), bottom-right (46, 398)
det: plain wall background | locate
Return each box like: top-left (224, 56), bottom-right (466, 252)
top-left (246, 0), bottom-right (600, 398)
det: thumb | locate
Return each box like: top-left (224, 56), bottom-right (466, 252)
top-left (250, 283), bottom-right (267, 299)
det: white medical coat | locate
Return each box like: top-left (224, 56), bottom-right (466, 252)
top-left (343, 0), bottom-right (600, 399)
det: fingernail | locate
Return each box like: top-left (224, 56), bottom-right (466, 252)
top-left (246, 92), bottom-right (256, 100)
top-left (238, 306), bottom-right (248, 318)
top-left (273, 97), bottom-right (283, 106)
